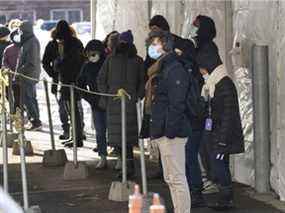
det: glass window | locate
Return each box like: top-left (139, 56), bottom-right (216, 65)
top-left (68, 10), bottom-right (82, 23)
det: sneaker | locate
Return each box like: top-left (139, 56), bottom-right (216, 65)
top-left (26, 123), bottom-right (42, 131)
top-left (114, 158), bottom-right (122, 170)
top-left (96, 156), bottom-right (107, 169)
top-left (92, 147), bottom-right (98, 152)
top-left (64, 141), bottom-right (83, 148)
top-left (202, 181), bottom-right (219, 194)
top-left (59, 131), bottom-right (70, 140)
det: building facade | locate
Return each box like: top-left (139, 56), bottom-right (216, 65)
top-left (0, 0), bottom-right (90, 25)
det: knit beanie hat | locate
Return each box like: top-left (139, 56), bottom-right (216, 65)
top-left (196, 42), bottom-right (222, 73)
top-left (149, 15), bottom-right (170, 31)
top-left (119, 30), bottom-right (134, 44)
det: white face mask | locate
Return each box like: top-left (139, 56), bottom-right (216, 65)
top-left (89, 54), bottom-right (100, 63)
top-left (13, 34), bottom-right (21, 43)
top-left (203, 73), bottom-right (210, 82)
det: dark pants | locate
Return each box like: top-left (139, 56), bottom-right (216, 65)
top-left (60, 87), bottom-right (83, 144)
top-left (92, 106), bottom-right (107, 157)
top-left (58, 96), bottom-right (70, 132)
top-left (186, 130), bottom-right (204, 192)
top-left (117, 146), bottom-right (134, 160)
top-left (22, 81), bottom-right (41, 125)
top-left (210, 153), bottom-right (232, 187)
top-left (58, 95), bottom-right (85, 133)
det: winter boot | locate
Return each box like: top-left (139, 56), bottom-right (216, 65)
top-left (116, 160), bottom-right (135, 179)
top-left (208, 185), bottom-right (234, 211)
top-left (59, 130), bottom-right (70, 140)
top-left (191, 188), bottom-right (206, 208)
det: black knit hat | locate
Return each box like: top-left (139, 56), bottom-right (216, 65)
top-left (85, 39), bottom-right (105, 55)
top-left (0, 25), bottom-right (10, 38)
top-left (196, 42), bottom-right (222, 73)
top-left (149, 15), bottom-right (170, 31)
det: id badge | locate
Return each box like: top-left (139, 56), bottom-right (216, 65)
top-left (205, 118), bottom-right (213, 131)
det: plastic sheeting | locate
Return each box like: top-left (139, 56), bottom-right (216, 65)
top-left (95, 0), bottom-right (285, 200)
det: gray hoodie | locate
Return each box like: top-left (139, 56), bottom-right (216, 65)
top-left (17, 21), bottom-right (41, 83)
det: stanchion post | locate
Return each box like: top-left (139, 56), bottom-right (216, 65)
top-left (7, 73), bottom-right (14, 131)
top-left (43, 79), bottom-right (55, 150)
top-left (1, 80), bottom-right (9, 192)
top-left (121, 94), bottom-right (127, 184)
top-left (137, 101), bottom-right (147, 195)
top-left (70, 85), bottom-right (78, 167)
top-left (19, 80), bottom-right (29, 211)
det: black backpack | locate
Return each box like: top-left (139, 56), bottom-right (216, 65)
top-left (184, 65), bottom-right (206, 121)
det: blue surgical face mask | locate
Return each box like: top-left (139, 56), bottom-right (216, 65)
top-left (189, 24), bottom-right (199, 38)
top-left (203, 73), bottom-right (210, 82)
top-left (148, 44), bottom-right (162, 60)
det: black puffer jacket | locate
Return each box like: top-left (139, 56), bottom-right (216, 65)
top-left (210, 76), bottom-right (244, 154)
top-left (150, 53), bottom-right (190, 139)
top-left (98, 44), bottom-right (145, 147)
top-left (42, 39), bottom-right (59, 79)
top-left (196, 42), bottom-right (244, 155)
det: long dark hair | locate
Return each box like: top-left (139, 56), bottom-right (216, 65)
top-left (103, 31), bottom-right (118, 48)
top-left (55, 20), bottom-right (73, 41)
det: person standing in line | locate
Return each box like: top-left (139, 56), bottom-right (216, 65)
top-left (196, 41), bottom-right (244, 211)
top-left (146, 30), bottom-right (191, 213)
top-left (0, 25), bottom-right (10, 68)
top-left (16, 21), bottom-right (42, 131)
top-left (53, 20), bottom-right (85, 147)
top-left (98, 30), bottom-right (145, 178)
top-left (77, 39), bottom-right (107, 169)
top-left (2, 28), bottom-right (22, 112)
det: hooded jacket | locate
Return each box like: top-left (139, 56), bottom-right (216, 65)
top-left (17, 21), bottom-right (41, 83)
top-left (150, 53), bottom-right (190, 139)
top-left (195, 15), bottom-right (217, 50)
top-left (77, 40), bottom-right (106, 108)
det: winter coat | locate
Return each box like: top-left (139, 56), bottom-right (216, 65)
top-left (42, 40), bottom-right (59, 80)
top-left (57, 37), bottom-right (84, 85)
top-left (77, 57), bottom-right (105, 109)
top-left (0, 40), bottom-right (10, 68)
top-left (17, 22), bottom-right (41, 84)
top-left (208, 75), bottom-right (244, 154)
top-left (2, 44), bottom-right (20, 72)
top-left (97, 45), bottom-right (145, 147)
top-left (150, 53), bottom-right (190, 140)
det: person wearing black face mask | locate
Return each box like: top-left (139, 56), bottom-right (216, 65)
top-left (97, 30), bottom-right (145, 178)
top-left (77, 40), bottom-right (107, 169)
top-left (53, 20), bottom-right (85, 148)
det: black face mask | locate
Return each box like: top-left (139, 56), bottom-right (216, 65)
top-left (116, 42), bottom-right (129, 53)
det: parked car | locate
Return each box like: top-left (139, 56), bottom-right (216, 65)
top-left (40, 20), bottom-right (57, 31)
top-left (71, 22), bottom-right (91, 35)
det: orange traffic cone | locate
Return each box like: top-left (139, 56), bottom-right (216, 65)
top-left (129, 184), bottom-right (143, 213)
top-left (149, 193), bottom-right (165, 213)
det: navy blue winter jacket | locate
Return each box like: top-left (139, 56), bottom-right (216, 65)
top-left (150, 53), bottom-right (191, 139)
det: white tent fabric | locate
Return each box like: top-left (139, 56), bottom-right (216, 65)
top-left (95, 0), bottom-right (285, 201)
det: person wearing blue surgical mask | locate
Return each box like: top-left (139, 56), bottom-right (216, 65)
top-left (144, 29), bottom-right (191, 213)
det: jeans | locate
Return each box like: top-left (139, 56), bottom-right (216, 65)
top-left (22, 81), bottom-right (41, 125)
top-left (186, 130), bottom-right (203, 192)
top-left (155, 136), bottom-right (191, 213)
top-left (210, 153), bottom-right (232, 187)
top-left (92, 106), bottom-right (107, 156)
top-left (58, 96), bottom-right (70, 132)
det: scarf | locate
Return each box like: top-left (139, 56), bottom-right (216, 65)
top-left (144, 55), bottom-right (166, 113)
top-left (201, 64), bottom-right (229, 99)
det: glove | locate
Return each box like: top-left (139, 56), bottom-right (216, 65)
top-left (51, 84), bottom-right (58, 95)
top-left (148, 140), bottom-right (160, 162)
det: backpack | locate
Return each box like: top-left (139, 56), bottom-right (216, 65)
top-left (184, 64), bottom-right (206, 121)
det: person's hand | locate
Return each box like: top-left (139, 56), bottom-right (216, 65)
top-left (51, 84), bottom-right (58, 95)
top-left (149, 140), bottom-right (160, 162)
top-left (175, 48), bottom-right (183, 56)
